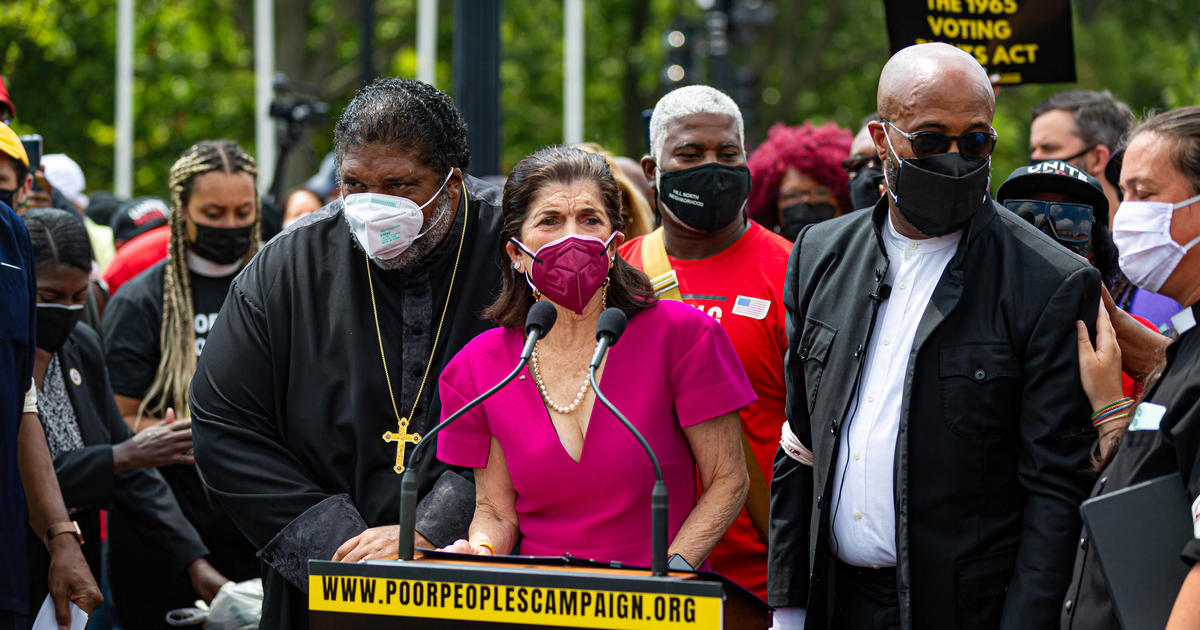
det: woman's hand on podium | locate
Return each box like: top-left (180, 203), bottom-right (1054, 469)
top-left (440, 538), bottom-right (496, 556)
top-left (333, 526), bottom-right (434, 562)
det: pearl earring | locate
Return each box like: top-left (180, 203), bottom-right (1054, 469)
top-left (512, 262), bottom-right (521, 271)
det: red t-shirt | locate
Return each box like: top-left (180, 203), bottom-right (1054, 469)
top-left (621, 221), bottom-right (790, 599)
top-left (103, 225), bottom-right (170, 295)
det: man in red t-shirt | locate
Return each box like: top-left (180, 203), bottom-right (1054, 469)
top-left (619, 84), bottom-right (794, 599)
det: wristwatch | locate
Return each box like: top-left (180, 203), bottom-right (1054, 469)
top-left (45, 521), bottom-right (83, 546)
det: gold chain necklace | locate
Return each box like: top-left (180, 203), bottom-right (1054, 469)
top-left (369, 184), bottom-right (468, 473)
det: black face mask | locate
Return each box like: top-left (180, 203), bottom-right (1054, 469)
top-left (191, 224), bottom-right (253, 265)
top-left (36, 303), bottom-right (84, 353)
top-left (657, 162), bottom-right (752, 232)
top-left (885, 149), bottom-right (991, 237)
top-left (0, 186), bottom-right (17, 212)
top-left (848, 166), bottom-right (884, 211)
top-left (778, 202), bottom-right (836, 241)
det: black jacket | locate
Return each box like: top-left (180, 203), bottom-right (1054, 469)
top-left (26, 324), bottom-right (207, 610)
top-left (1062, 303), bottom-right (1200, 630)
top-left (191, 176), bottom-right (506, 630)
top-left (768, 198), bottom-right (1100, 629)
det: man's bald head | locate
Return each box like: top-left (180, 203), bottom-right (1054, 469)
top-left (877, 43), bottom-right (994, 123)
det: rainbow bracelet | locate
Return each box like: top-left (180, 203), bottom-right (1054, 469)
top-left (1091, 397), bottom-right (1134, 421)
top-left (1092, 401), bottom-right (1134, 426)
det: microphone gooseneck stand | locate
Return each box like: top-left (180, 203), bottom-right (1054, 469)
top-left (588, 307), bottom-right (669, 576)
top-left (396, 301), bottom-right (558, 560)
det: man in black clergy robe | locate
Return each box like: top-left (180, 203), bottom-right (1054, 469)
top-left (190, 78), bottom-right (503, 629)
top-left (767, 44), bottom-right (1100, 629)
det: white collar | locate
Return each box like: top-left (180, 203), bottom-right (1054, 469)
top-left (186, 250), bottom-right (242, 278)
top-left (883, 213), bottom-right (962, 254)
top-left (1171, 306), bottom-right (1198, 335)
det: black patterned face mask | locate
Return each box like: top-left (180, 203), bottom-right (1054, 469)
top-left (657, 162), bottom-right (752, 232)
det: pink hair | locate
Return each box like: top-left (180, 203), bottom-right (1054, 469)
top-left (747, 121), bottom-right (853, 229)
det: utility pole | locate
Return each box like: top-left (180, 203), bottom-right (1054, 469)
top-left (453, 0), bottom-right (502, 177)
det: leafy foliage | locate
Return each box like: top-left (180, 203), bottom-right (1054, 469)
top-left (1, 0), bottom-right (1196, 197)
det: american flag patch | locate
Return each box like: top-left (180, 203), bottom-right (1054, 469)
top-left (731, 295), bottom-right (770, 320)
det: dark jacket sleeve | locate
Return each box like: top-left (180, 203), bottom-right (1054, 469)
top-left (768, 232), bottom-right (815, 607)
top-left (1169, 371), bottom-right (1200, 566)
top-left (58, 327), bottom-right (209, 577)
top-left (52, 445), bottom-right (115, 510)
top-left (1000, 266), bottom-right (1100, 629)
top-left (190, 280), bottom-right (366, 589)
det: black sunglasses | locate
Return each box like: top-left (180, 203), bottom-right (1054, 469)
top-left (841, 155), bottom-right (881, 177)
top-left (882, 120), bottom-right (997, 160)
top-left (1004, 199), bottom-right (1094, 243)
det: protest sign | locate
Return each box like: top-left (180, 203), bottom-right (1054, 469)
top-left (884, 0), bottom-right (1076, 85)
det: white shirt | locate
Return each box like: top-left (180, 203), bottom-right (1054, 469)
top-left (828, 215), bottom-right (960, 568)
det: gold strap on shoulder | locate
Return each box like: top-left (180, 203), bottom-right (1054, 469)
top-left (640, 227), bottom-right (683, 302)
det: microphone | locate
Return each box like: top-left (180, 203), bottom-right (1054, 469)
top-left (521, 301), bottom-right (558, 361)
top-left (870, 283), bottom-right (892, 302)
top-left (589, 306), bottom-right (627, 369)
top-left (396, 301), bottom-right (558, 560)
top-left (586, 308), bottom-right (670, 576)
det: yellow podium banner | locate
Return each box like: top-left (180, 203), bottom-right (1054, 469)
top-left (310, 574), bottom-right (722, 629)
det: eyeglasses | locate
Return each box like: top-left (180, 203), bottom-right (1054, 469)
top-left (841, 155), bottom-right (881, 177)
top-left (882, 120), bottom-right (997, 160)
top-left (1003, 199), bottom-right (1094, 243)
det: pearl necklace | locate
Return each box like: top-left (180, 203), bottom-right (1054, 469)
top-left (530, 342), bottom-right (591, 414)
top-left (527, 289), bottom-right (608, 415)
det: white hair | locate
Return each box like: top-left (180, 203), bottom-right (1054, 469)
top-left (649, 85), bottom-right (745, 163)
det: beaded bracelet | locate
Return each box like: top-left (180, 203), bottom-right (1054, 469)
top-left (1091, 397), bottom-right (1134, 420)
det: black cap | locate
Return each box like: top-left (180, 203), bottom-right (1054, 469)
top-left (84, 191), bottom-right (123, 226)
top-left (111, 196), bottom-right (169, 246)
top-left (997, 160), bottom-right (1109, 223)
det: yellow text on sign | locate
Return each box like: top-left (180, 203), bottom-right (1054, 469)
top-left (310, 575), bottom-right (723, 629)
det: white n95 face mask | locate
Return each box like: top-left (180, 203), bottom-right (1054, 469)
top-left (342, 169), bottom-right (453, 259)
top-left (1113, 192), bottom-right (1200, 292)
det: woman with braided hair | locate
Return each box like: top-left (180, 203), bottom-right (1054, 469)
top-left (101, 140), bottom-right (260, 627)
top-left (20, 208), bottom-right (224, 622)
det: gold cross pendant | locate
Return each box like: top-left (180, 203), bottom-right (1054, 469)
top-left (382, 417), bottom-right (422, 473)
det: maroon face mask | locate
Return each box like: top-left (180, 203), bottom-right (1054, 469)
top-left (511, 232), bottom-right (620, 314)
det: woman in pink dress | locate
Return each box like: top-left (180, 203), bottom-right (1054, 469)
top-left (436, 146), bottom-right (753, 569)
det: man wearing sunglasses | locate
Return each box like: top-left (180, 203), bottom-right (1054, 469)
top-left (769, 43), bottom-right (1100, 630)
top-left (996, 159), bottom-right (1109, 259)
top-left (842, 114), bottom-right (885, 211)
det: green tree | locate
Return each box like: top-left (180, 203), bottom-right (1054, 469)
top-left (2, 0), bottom-right (1197, 200)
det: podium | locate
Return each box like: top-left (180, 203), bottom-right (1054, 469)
top-left (309, 551), bottom-right (772, 629)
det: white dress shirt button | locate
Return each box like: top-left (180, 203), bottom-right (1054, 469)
top-left (854, 511), bottom-right (863, 520)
